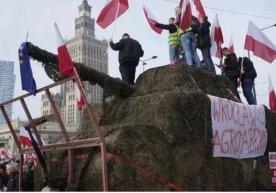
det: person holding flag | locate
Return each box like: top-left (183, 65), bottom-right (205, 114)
top-left (150, 17), bottom-right (181, 64)
top-left (109, 33), bottom-right (144, 85)
top-left (220, 47), bottom-right (241, 101)
top-left (175, 4), bottom-right (201, 68)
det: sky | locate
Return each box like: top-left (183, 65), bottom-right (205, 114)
top-left (0, 0), bottom-right (276, 121)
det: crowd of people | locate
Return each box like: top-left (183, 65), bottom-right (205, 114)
top-left (108, 6), bottom-right (257, 105)
top-left (0, 158), bottom-right (34, 191)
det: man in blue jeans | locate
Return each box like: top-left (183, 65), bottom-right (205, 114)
top-left (175, 7), bottom-right (201, 68)
top-left (151, 17), bottom-right (180, 64)
top-left (198, 16), bottom-right (216, 74)
top-left (238, 57), bottom-right (257, 105)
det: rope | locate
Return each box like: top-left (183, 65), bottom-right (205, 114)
top-left (46, 152), bottom-right (184, 191)
top-left (106, 152), bottom-right (184, 191)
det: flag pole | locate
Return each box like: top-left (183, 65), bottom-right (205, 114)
top-left (111, 3), bottom-right (121, 39)
top-left (261, 24), bottom-right (276, 30)
top-left (26, 31), bottom-right (29, 43)
top-left (268, 74), bottom-right (276, 110)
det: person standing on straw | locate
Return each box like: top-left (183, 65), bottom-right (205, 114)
top-left (150, 17), bottom-right (181, 64)
top-left (109, 33), bottom-right (144, 85)
top-left (220, 47), bottom-right (241, 101)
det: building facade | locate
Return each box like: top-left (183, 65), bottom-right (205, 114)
top-left (60, 0), bottom-right (108, 125)
top-left (0, 119), bottom-right (77, 156)
top-left (0, 60), bottom-right (16, 124)
top-left (41, 93), bottom-right (62, 116)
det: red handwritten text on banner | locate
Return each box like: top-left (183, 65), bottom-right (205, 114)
top-left (208, 95), bottom-right (267, 159)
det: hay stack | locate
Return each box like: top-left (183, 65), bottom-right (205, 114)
top-left (43, 63), bottom-right (276, 191)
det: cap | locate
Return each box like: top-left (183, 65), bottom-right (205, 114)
top-left (122, 33), bottom-right (130, 38)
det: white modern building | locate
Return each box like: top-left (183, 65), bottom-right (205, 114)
top-left (0, 60), bottom-right (16, 124)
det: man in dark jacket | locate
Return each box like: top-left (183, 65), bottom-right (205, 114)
top-left (109, 33), bottom-right (144, 85)
top-left (0, 164), bottom-right (7, 191)
top-left (151, 17), bottom-right (180, 64)
top-left (198, 16), bottom-right (216, 74)
top-left (23, 159), bottom-right (34, 191)
top-left (221, 47), bottom-right (241, 101)
top-left (238, 57), bottom-right (257, 104)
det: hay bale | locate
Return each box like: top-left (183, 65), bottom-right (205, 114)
top-left (39, 63), bottom-right (276, 191)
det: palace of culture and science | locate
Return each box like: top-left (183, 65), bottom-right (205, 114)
top-left (41, 0), bottom-right (108, 126)
top-left (0, 0), bottom-right (108, 152)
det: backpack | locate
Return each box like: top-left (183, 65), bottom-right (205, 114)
top-left (190, 16), bottom-right (200, 34)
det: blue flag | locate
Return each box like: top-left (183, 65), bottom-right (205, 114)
top-left (18, 42), bottom-right (37, 95)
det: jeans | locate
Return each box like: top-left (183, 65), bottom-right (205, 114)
top-left (119, 62), bottom-right (137, 85)
top-left (180, 32), bottom-right (201, 67)
top-left (242, 78), bottom-right (256, 105)
top-left (169, 45), bottom-right (180, 64)
top-left (201, 48), bottom-right (216, 74)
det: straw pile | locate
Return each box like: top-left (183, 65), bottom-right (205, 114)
top-left (34, 62), bottom-right (276, 191)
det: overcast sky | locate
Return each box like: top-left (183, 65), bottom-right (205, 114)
top-left (0, 0), bottom-right (276, 120)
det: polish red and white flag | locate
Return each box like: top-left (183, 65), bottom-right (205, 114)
top-left (244, 21), bottom-right (276, 63)
top-left (178, 0), bottom-right (192, 31)
top-left (210, 14), bottom-right (224, 59)
top-left (96, 0), bottom-right (129, 29)
top-left (269, 75), bottom-right (276, 111)
top-left (228, 34), bottom-right (234, 53)
top-left (19, 127), bottom-right (46, 147)
top-left (143, 4), bottom-right (163, 34)
top-left (191, 0), bottom-right (206, 20)
top-left (74, 80), bottom-right (85, 110)
top-left (19, 127), bottom-right (34, 147)
top-left (54, 23), bottom-right (85, 110)
top-left (54, 22), bottom-right (74, 77)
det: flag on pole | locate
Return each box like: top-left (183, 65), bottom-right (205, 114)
top-left (228, 34), bottom-right (234, 53)
top-left (142, 4), bottom-right (163, 34)
top-left (96, 0), bottom-right (129, 29)
top-left (244, 21), bottom-right (276, 63)
top-left (54, 23), bottom-right (85, 110)
top-left (19, 127), bottom-right (46, 147)
top-left (269, 75), bottom-right (276, 111)
top-left (19, 127), bottom-right (33, 147)
top-left (191, 0), bottom-right (206, 20)
top-left (18, 42), bottom-right (37, 95)
top-left (54, 23), bottom-right (74, 77)
top-left (74, 80), bottom-right (85, 110)
top-left (210, 14), bottom-right (224, 59)
top-left (178, 0), bottom-right (192, 31)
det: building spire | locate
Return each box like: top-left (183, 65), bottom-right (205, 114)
top-left (79, 0), bottom-right (92, 17)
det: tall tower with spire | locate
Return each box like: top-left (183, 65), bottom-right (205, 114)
top-left (58, 0), bottom-right (108, 125)
top-left (75, 0), bottom-right (95, 38)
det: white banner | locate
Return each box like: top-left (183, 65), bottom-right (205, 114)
top-left (208, 95), bottom-right (267, 159)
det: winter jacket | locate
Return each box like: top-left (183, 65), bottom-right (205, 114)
top-left (23, 170), bottom-right (34, 191)
top-left (6, 172), bottom-right (19, 191)
top-left (154, 23), bottom-right (177, 33)
top-left (198, 20), bottom-right (211, 49)
top-left (154, 23), bottom-right (181, 46)
top-left (224, 53), bottom-right (240, 77)
top-left (239, 57), bottom-right (257, 79)
top-left (110, 38), bottom-right (144, 65)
